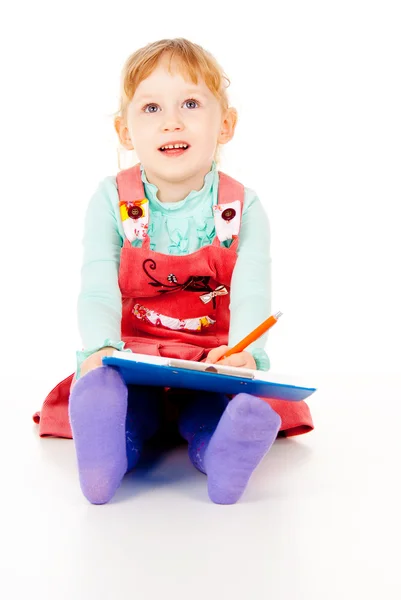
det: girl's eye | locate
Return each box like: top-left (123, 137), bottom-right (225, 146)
top-left (184, 99), bottom-right (199, 109)
top-left (143, 99), bottom-right (200, 112)
top-left (144, 104), bottom-right (160, 113)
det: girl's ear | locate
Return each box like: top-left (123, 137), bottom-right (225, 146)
top-left (218, 107), bottom-right (238, 145)
top-left (114, 116), bottom-right (134, 151)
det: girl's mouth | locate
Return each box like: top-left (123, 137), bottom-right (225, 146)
top-left (158, 143), bottom-right (190, 157)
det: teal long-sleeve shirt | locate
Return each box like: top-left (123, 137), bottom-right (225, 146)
top-left (76, 162), bottom-right (272, 375)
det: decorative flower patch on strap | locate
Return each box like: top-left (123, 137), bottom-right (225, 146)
top-left (133, 304), bottom-right (215, 332)
top-left (119, 198), bottom-right (149, 241)
top-left (213, 200), bottom-right (241, 242)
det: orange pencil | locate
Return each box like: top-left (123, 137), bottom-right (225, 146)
top-left (223, 311), bottom-right (283, 358)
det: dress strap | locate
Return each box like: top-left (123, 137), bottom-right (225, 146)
top-left (117, 163), bottom-right (149, 242)
top-left (212, 171), bottom-right (245, 247)
top-left (217, 171), bottom-right (245, 206)
top-left (116, 163), bottom-right (144, 202)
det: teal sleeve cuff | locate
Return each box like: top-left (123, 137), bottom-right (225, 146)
top-left (75, 338), bottom-right (132, 380)
top-left (249, 347), bottom-right (270, 371)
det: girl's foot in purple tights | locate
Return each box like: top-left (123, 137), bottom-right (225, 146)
top-left (204, 393), bottom-right (281, 504)
top-left (68, 366), bottom-right (128, 505)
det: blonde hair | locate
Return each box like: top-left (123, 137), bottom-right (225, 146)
top-left (114, 38), bottom-right (237, 165)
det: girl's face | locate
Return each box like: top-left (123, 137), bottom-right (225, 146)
top-left (120, 56), bottom-right (235, 187)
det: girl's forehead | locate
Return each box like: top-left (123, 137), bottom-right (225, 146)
top-left (134, 63), bottom-right (209, 98)
top-left (142, 61), bottom-right (201, 86)
top-left (155, 53), bottom-right (200, 79)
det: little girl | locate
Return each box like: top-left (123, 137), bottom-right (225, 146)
top-left (33, 38), bottom-right (313, 505)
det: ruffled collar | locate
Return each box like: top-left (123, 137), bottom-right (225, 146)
top-left (140, 161), bottom-right (218, 215)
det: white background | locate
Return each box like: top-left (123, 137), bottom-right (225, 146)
top-left (0, 1), bottom-right (400, 599)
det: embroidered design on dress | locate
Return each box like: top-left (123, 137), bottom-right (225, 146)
top-left (133, 304), bottom-right (215, 332)
top-left (142, 260), bottom-right (224, 308)
top-left (199, 285), bottom-right (228, 304)
top-left (213, 200), bottom-right (241, 242)
top-left (119, 198), bottom-right (149, 241)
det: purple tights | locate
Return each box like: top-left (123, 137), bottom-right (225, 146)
top-left (68, 366), bottom-right (281, 505)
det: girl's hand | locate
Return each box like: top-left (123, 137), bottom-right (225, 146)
top-left (72, 347), bottom-right (116, 387)
top-left (206, 345), bottom-right (256, 369)
top-left (71, 346), bottom-right (116, 390)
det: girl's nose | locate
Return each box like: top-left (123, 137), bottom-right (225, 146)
top-left (162, 109), bottom-right (184, 132)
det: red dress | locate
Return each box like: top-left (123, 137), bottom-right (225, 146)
top-left (33, 165), bottom-right (313, 439)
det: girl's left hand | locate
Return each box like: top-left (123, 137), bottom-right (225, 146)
top-left (206, 345), bottom-right (256, 369)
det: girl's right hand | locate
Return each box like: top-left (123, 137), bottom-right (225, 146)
top-left (73, 346), bottom-right (116, 386)
top-left (70, 346), bottom-right (117, 391)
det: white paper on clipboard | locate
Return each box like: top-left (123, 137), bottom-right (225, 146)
top-left (168, 358), bottom-right (255, 378)
top-left (111, 351), bottom-right (255, 378)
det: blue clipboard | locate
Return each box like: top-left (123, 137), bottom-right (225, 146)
top-left (103, 352), bottom-right (317, 402)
